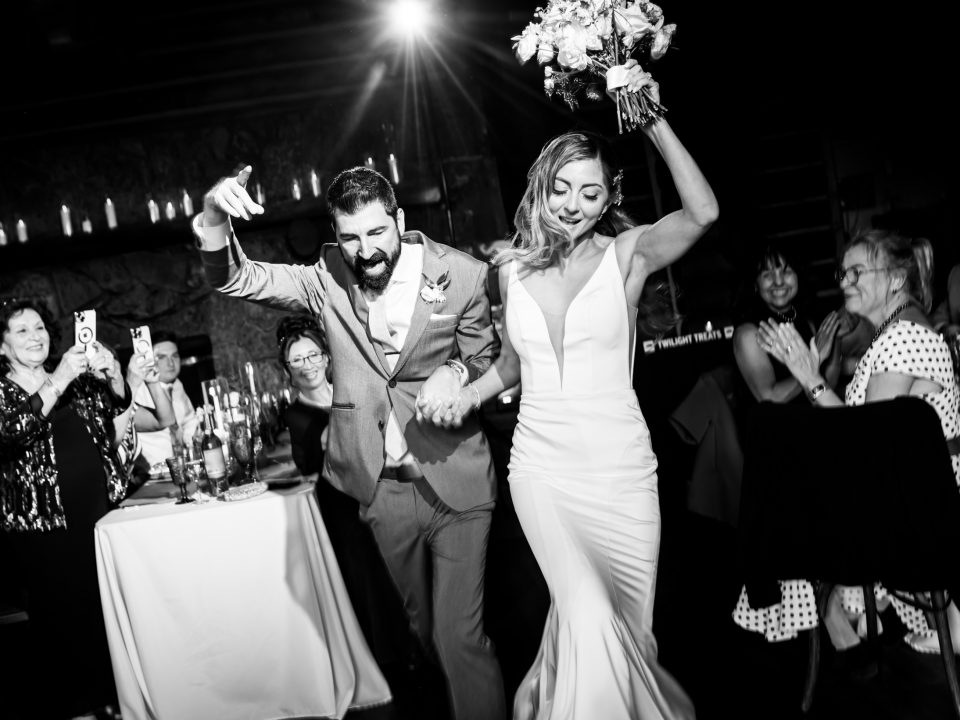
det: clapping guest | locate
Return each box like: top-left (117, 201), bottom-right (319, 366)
top-left (733, 245), bottom-right (838, 406)
top-left (0, 298), bottom-right (129, 719)
top-left (134, 330), bottom-right (198, 466)
top-left (278, 315), bottom-right (411, 668)
top-left (735, 230), bottom-right (960, 658)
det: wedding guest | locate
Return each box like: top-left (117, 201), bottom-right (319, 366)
top-left (196, 164), bottom-right (506, 720)
top-left (733, 245), bottom-right (840, 406)
top-left (277, 315), bottom-right (412, 668)
top-left (134, 331), bottom-right (198, 466)
top-left (738, 229), bottom-right (960, 658)
top-left (421, 61), bottom-right (717, 719)
top-left (97, 342), bottom-right (177, 486)
top-left (0, 297), bottom-right (130, 719)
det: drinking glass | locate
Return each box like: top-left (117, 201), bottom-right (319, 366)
top-left (165, 456), bottom-right (195, 505)
top-left (230, 421), bottom-right (259, 484)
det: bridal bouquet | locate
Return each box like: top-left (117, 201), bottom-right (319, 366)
top-left (512, 0), bottom-right (676, 133)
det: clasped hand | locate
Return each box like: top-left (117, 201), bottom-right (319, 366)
top-left (756, 321), bottom-right (820, 385)
top-left (415, 365), bottom-right (472, 429)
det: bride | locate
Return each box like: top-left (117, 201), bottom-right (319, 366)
top-left (418, 62), bottom-right (717, 719)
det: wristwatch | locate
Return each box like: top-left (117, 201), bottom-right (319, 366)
top-left (444, 359), bottom-right (469, 388)
top-left (807, 382), bottom-right (826, 403)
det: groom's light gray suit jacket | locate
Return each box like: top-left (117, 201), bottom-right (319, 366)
top-left (201, 230), bottom-right (499, 511)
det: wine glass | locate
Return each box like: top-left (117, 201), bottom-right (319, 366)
top-left (165, 455), bottom-right (195, 505)
top-left (183, 445), bottom-right (205, 497)
top-left (230, 420), bottom-right (259, 484)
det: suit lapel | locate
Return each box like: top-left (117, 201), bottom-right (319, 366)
top-left (329, 250), bottom-right (392, 375)
top-left (394, 237), bottom-right (449, 376)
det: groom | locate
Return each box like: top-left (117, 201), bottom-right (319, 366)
top-left (193, 165), bottom-right (506, 720)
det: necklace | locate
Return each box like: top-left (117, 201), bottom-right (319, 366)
top-left (771, 306), bottom-right (797, 324)
top-left (870, 301), bottom-right (911, 346)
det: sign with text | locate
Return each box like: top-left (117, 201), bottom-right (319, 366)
top-left (642, 325), bottom-right (735, 355)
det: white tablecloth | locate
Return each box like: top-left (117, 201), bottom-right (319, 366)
top-left (96, 483), bottom-right (392, 720)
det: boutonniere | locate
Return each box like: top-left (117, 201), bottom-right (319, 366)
top-left (420, 271), bottom-right (450, 304)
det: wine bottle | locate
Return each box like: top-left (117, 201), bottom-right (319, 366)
top-left (201, 408), bottom-right (227, 487)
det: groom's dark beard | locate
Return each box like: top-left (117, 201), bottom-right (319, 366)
top-left (353, 245), bottom-right (401, 292)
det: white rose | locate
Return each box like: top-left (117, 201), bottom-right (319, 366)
top-left (613, 5), bottom-right (655, 39)
top-left (537, 42), bottom-right (556, 64)
top-left (557, 40), bottom-right (590, 71)
top-left (650, 23), bottom-right (677, 60)
top-left (514, 24), bottom-right (540, 63)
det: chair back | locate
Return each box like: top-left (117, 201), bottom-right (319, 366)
top-left (739, 397), bottom-right (960, 600)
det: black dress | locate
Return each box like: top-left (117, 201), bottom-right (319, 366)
top-left (284, 399), bottom-right (411, 667)
top-left (8, 399), bottom-right (119, 718)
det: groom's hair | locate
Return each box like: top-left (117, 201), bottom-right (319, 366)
top-left (326, 167), bottom-right (398, 219)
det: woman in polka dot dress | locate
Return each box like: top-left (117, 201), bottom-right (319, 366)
top-left (733, 229), bottom-right (960, 656)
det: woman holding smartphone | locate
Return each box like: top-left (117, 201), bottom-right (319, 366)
top-left (0, 297), bottom-right (132, 719)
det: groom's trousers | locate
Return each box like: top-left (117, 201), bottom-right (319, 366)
top-left (361, 476), bottom-right (506, 720)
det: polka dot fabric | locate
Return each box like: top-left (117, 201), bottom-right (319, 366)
top-left (733, 320), bottom-right (960, 643)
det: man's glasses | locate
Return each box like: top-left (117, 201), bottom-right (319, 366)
top-left (286, 352), bottom-right (326, 369)
top-left (835, 265), bottom-right (888, 285)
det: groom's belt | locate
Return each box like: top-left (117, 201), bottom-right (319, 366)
top-left (380, 463), bottom-right (424, 482)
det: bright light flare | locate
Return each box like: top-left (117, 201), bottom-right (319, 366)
top-left (386, 0), bottom-right (431, 37)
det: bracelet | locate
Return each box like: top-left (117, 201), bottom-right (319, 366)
top-left (807, 382), bottom-right (826, 403)
top-left (445, 359), bottom-right (469, 388)
top-left (467, 383), bottom-right (481, 410)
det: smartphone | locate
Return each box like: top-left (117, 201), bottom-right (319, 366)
top-left (130, 325), bottom-right (154, 365)
top-left (74, 310), bottom-right (97, 358)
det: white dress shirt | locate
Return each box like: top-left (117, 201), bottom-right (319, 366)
top-left (135, 379), bottom-right (199, 466)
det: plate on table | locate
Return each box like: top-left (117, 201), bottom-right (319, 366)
top-left (221, 481), bottom-right (269, 502)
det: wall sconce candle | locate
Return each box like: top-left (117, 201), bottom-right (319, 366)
top-left (81, 216), bottom-right (93, 234)
top-left (105, 198), bottom-right (118, 229)
top-left (387, 153), bottom-right (400, 185)
top-left (309, 170), bottom-right (321, 198)
top-left (16, 219), bottom-right (28, 243)
top-left (291, 178), bottom-right (302, 201)
top-left (164, 201), bottom-right (176, 221)
top-left (364, 156), bottom-right (376, 171)
top-left (0, 224), bottom-right (7, 247)
top-left (147, 198), bottom-right (160, 224)
top-left (181, 189), bottom-right (194, 216)
top-left (254, 183), bottom-right (265, 205)
top-left (60, 205), bottom-right (73, 237)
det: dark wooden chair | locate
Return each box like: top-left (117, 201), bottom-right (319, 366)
top-left (738, 396), bottom-right (960, 716)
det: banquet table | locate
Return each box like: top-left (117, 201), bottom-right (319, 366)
top-left (95, 467), bottom-right (392, 720)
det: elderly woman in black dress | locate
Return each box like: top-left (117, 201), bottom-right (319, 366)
top-left (1, 297), bottom-right (132, 719)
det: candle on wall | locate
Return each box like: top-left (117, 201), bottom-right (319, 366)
top-left (104, 198), bottom-right (118, 229)
top-left (254, 183), bottom-right (265, 205)
top-left (309, 170), bottom-right (321, 198)
top-left (147, 198), bottom-right (160, 224)
top-left (291, 178), bottom-right (302, 201)
top-left (181, 189), bottom-right (194, 216)
top-left (364, 156), bottom-right (376, 171)
top-left (164, 201), bottom-right (176, 221)
top-left (387, 153), bottom-right (400, 185)
top-left (60, 205), bottom-right (73, 237)
top-left (0, 224), bottom-right (7, 247)
top-left (81, 216), bottom-right (93, 234)
top-left (16, 219), bottom-right (28, 243)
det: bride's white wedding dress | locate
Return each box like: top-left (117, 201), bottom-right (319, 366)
top-left (506, 240), bottom-right (695, 720)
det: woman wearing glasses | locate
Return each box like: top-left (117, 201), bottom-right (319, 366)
top-left (739, 230), bottom-right (960, 658)
top-left (277, 315), bottom-right (411, 668)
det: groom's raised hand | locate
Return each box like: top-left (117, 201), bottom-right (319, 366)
top-left (203, 164), bottom-right (264, 226)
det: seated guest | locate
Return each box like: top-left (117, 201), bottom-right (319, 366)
top-left (737, 230), bottom-right (960, 656)
top-left (0, 298), bottom-right (130, 718)
top-left (732, 244), bottom-right (839, 407)
top-left (97, 342), bottom-right (177, 487)
top-left (134, 330), bottom-right (198, 466)
top-left (277, 316), bottom-right (411, 667)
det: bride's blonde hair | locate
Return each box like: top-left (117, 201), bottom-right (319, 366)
top-left (496, 131), bottom-right (678, 336)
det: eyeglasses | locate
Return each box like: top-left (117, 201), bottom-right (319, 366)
top-left (835, 265), bottom-right (888, 285)
top-left (286, 352), bottom-right (326, 369)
